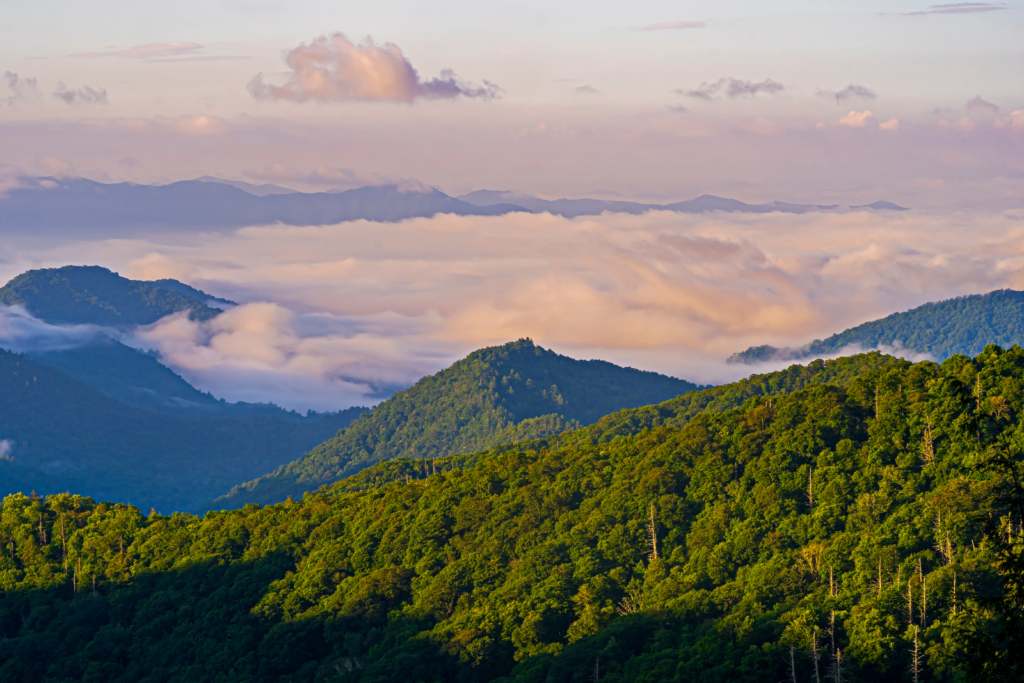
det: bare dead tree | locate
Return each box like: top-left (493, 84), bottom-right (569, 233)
top-left (910, 626), bottom-right (922, 683)
top-left (922, 418), bottom-right (935, 464)
top-left (788, 645), bottom-right (798, 683)
top-left (646, 503), bottom-right (659, 562)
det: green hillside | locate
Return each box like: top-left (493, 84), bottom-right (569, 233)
top-left (0, 348), bottom-right (365, 511)
top-left (0, 265), bottom-right (219, 326)
top-left (0, 348), bottom-right (1020, 681)
top-left (730, 288), bottom-right (1024, 365)
top-left (214, 339), bottom-right (706, 507)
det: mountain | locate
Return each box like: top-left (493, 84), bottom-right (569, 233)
top-left (850, 200), bottom-right (909, 211)
top-left (0, 178), bottom-right (906, 236)
top-left (0, 265), bottom-right (219, 326)
top-left (0, 348), bottom-right (1013, 681)
top-left (729, 288), bottom-right (1024, 365)
top-left (212, 339), bottom-right (706, 507)
top-left (193, 175), bottom-right (299, 196)
top-left (0, 178), bottom-right (525, 236)
top-left (0, 347), bottom-right (366, 511)
top-left (457, 190), bottom-right (845, 217)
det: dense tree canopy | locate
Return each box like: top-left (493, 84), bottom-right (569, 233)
top-left (731, 288), bottom-right (1024, 365)
top-left (215, 339), bottom-right (705, 508)
top-left (2, 347), bottom-right (1022, 682)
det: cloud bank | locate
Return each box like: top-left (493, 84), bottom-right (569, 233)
top-left (248, 33), bottom-right (499, 104)
top-left (5, 208), bottom-right (1024, 409)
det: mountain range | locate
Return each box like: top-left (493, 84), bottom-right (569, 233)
top-left (730, 288), bottom-right (1024, 365)
top-left (0, 177), bottom-right (906, 236)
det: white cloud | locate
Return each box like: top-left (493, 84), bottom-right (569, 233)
top-left (879, 118), bottom-right (900, 131)
top-left (248, 32), bottom-right (499, 104)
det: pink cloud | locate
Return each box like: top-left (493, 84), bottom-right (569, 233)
top-left (994, 110), bottom-right (1024, 131)
top-left (879, 118), bottom-right (900, 131)
top-left (248, 33), bottom-right (499, 104)
top-left (838, 110), bottom-right (873, 127)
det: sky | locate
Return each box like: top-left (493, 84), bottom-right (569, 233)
top-left (1, 1), bottom-right (1023, 411)
top-left (0, 0), bottom-right (1022, 205)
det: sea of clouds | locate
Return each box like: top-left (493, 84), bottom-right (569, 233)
top-left (2, 207), bottom-right (1023, 411)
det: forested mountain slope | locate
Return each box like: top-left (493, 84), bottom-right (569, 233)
top-left (1, 346), bottom-right (1021, 681)
top-left (731, 288), bottom-right (1024, 365)
top-left (0, 265), bottom-right (220, 326)
top-left (213, 339), bottom-right (705, 508)
top-left (0, 349), bottom-right (365, 511)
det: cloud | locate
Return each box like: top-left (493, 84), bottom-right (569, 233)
top-left (2, 71), bottom-right (39, 106)
top-left (38, 156), bottom-right (77, 177)
top-left (879, 118), bottom-right (900, 131)
top-left (906, 2), bottom-right (1007, 14)
top-left (575, 85), bottom-right (599, 95)
top-left (818, 84), bottom-right (876, 104)
top-left (838, 110), bottom-right (873, 127)
top-left (52, 82), bottom-right (109, 105)
top-left (683, 78), bottom-right (784, 101)
top-left (73, 42), bottom-right (204, 59)
top-left (248, 33), bottom-right (499, 104)
top-left (638, 21), bottom-right (706, 30)
top-left (0, 305), bottom-right (109, 353)
top-left (11, 208), bottom-right (1024, 404)
top-left (966, 95), bottom-right (998, 111)
top-left (0, 165), bottom-right (26, 197)
top-left (994, 110), bottom-right (1024, 131)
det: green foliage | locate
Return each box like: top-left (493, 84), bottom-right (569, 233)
top-left (0, 265), bottom-right (219, 326)
top-left (215, 339), bottom-right (704, 507)
top-left (0, 348), bottom-right (365, 512)
top-left (3, 345), bottom-right (1023, 681)
top-left (730, 288), bottom-right (1024, 364)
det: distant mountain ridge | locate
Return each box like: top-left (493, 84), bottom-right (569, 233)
top-left (0, 177), bottom-right (907, 235)
top-left (729, 288), bottom-right (1024, 364)
top-left (213, 338), bottom-right (706, 507)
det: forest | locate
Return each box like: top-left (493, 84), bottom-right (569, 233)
top-left (730, 288), bottom-right (1024, 365)
top-left (0, 347), bottom-right (1021, 681)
